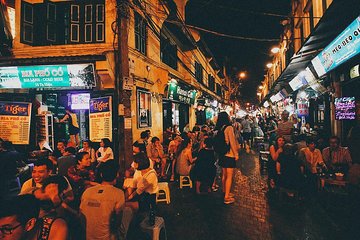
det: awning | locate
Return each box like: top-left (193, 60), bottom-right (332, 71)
top-left (262, 0), bottom-right (360, 104)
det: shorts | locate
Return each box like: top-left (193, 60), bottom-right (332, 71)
top-left (243, 132), bottom-right (251, 141)
top-left (218, 155), bottom-right (236, 168)
top-left (69, 126), bottom-right (80, 135)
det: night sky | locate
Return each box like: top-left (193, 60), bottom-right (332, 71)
top-left (185, 0), bottom-right (291, 104)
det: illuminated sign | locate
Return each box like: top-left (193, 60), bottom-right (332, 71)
top-left (312, 16), bottom-right (360, 77)
top-left (89, 97), bottom-right (112, 142)
top-left (0, 63), bottom-right (96, 89)
top-left (167, 81), bottom-right (197, 105)
top-left (335, 97), bottom-right (356, 120)
top-left (0, 101), bottom-right (32, 144)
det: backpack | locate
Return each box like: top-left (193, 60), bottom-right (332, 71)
top-left (213, 125), bottom-right (230, 156)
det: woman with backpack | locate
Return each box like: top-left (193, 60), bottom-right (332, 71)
top-left (215, 112), bottom-right (240, 204)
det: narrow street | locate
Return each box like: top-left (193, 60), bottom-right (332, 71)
top-left (152, 149), bottom-right (360, 240)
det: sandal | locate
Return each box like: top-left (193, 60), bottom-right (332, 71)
top-left (224, 197), bottom-right (235, 204)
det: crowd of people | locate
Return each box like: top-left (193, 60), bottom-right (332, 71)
top-left (1, 108), bottom-right (359, 239)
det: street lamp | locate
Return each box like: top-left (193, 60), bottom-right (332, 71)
top-left (239, 71), bottom-right (246, 79)
top-left (271, 47), bottom-right (280, 54)
top-left (266, 63), bottom-right (273, 69)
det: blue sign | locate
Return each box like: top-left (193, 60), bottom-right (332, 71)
top-left (312, 16), bottom-right (360, 77)
top-left (0, 102), bottom-right (31, 116)
top-left (90, 97), bottom-right (111, 113)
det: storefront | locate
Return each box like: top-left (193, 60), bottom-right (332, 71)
top-left (311, 16), bottom-right (360, 140)
top-left (195, 93), bottom-right (218, 125)
top-left (163, 79), bottom-right (196, 133)
top-left (0, 63), bottom-right (115, 152)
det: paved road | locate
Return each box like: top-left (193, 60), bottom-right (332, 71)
top-left (152, 149), bottom-right (360, 240)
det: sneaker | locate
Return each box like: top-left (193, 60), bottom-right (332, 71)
top-left (224, 197), bottom-right (235, 204)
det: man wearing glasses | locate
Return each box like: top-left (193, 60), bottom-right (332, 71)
top-left (0, 195), bottom-right (39, 240)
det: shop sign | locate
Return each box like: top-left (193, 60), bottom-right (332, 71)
top-left (168, 82), bottom-right (197, 105)
top-left (89, 96), bottom-right (112, 142)
top-left (335, 97), bottom-right (356, 120)
top-left (312, 16), bottom-right (360, 77)
top-left (297, 101), bottom-right (309, 117)
top-left (0, 101), bottom-right (32, 144)
top-left (0, 63), bottom-right (96, 89)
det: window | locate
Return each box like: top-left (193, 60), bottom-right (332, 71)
top-left (46, 3), bottom-right (57, 42)
top-left (21, 1), bottom-right (34, 44)
top-left (195, 61), bottom-right (203, 83)
top-left (208, 74), bottom-right (215, 92)
top-left (307, 1), bottom-right (314, 31)
top-left (20, 0), bottom-right (105, 46)
top-left (160, 34), bottom-right (178, 69)
top-left (216, 83), bottom-right (222, 96)
top-left (69, 2), bottom-right (105, 44)
top-left (135, 12), bottom-right (147, 55)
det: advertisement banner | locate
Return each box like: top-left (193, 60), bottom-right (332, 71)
top-left (89, 96), bottom-right (112, 142)
top-left (0, 63), bottom-right (96, 89)
top-left (312, 16), bottom-right (360, 77)
top-left (168, 82), bottom-right (197, 105)
top-left (297, 101), bottom-right (309, 117)
top-left (0, 101), bottom-right (32, 144)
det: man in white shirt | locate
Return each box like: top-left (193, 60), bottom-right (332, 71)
top-left (80, 162), bottom-right (125, 240)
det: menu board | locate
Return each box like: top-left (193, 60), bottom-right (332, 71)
top-left (89, 96), bottom-right (112, 142)
top-left (335, 97), bottom-right (356, 120)
top-left (0, 101), bottom-right (32, 144)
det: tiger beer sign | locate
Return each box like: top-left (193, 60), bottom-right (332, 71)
top-left (89, 97), bottom-right (112, 142)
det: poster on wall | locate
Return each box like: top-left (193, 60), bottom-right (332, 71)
top-left (89, 96), bottom-right (112, 142)
top-left (137, 89), bottom-right (151, 128)
top-left (0, 101), bottom-right (32, 144)
top-left (335, 97), bottom-right (356, 120)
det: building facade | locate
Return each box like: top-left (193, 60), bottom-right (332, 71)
top-left (0, 0), bottom-right (228, 167)
top-left (259, 0), bottom-right (359, 142)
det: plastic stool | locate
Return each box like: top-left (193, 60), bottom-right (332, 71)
top-left (179, 175), bottom-right (192, 189)
top-left (140, 216), bottom-right (167, 240)
top-left (156, 182), bottom-right (171, 204)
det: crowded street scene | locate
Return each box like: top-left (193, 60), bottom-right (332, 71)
top-left (0, 0), bottom-right (360, 239)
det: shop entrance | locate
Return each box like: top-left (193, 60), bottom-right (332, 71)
top-left (162, 100), bottom-right (189, 133)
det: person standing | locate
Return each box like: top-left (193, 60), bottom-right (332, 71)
top-left (268, 136), bottom-right (285, 189)
top-left (59, 107), bottom-right (80, 147)
top-left (241, 115), bottom-right (252, 150)
top-left (216, 112), bottom-right (239, 204)
top-left (277, 110), bottom-right (294, 143)
top-left (146, 137), bottom-right (166, 177)
top-left (168, 136), bottom-right (182, 181)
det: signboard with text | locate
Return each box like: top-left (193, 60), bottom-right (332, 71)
top-left (312, 16), bottom-right (360, 77)
top-left (335, 97), bottom-right (356, 120)
top-left (0, 63), bottom-right (96, 89)
top-left (167, 82), bottom-right (197, 105)
top-left (0, 101), bottom-right (32, 144)
top-left (89, 96), bottom-right (112, 142)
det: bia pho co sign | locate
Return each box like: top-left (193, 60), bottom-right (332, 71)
top-left (312, 16), bottom-right (360, 77)
top-left (0, 63), bottom-right (95, 89)
top-left (168, 81), bottom-right (197, 105)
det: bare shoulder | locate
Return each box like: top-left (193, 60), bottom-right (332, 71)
top-left (49, 218), bottom-right (68, 240)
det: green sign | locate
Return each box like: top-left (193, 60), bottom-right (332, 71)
top-left (167, 82), bottom-right (197, 105)
top-left (0, 63), bottom-right (95, 89)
